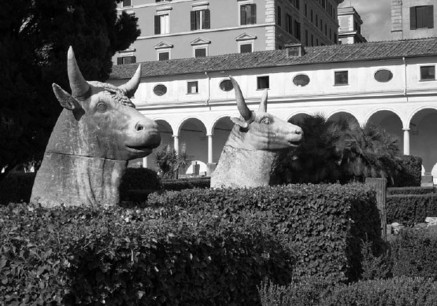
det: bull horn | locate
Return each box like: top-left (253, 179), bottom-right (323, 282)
top-left (119, 64), bottom-right (142, 98)
top-left (258, 89), bottom-right (268, 112)
top-left (229, 76), bottom-right (252, 121)
top-left (67, 46), bottom-right (90, 99)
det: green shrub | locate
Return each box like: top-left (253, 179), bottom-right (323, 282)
top-left (394, 155), bottom-right (422, 187)
top-left (390, 227), bottom-right (437, 280)
top-left (162, 177), bottom-right (210, 191)
top-left (322, 276), bottom-right (437, 306)
top-left (0, 203), bottom-right (294, 305)
top-left (387, 194), bottom-right (437, 226)
top-left (0, 172), bottom-right (35, 205)
top-left (119, 168), bottom-right (161, 193)
top-left (148, 183), bottom-right (382, 283)
top-left (388, 186), bottom-right (435, 195)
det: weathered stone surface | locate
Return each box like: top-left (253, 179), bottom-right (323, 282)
top-left (31, 47), bottom-right (160, 207)
top-left (211, 77), bottom-right (302, 188)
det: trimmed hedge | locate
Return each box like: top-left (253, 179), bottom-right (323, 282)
top-left (390, 227), bottom-right (437, 280)
top-left (148, 184), bottom-right (382, 283)
top-left (394, 155), bottom-right (422, 187)
top-left (162, 177), bottom-right (210, 191)
top-left (387, 194), bottom-right (437, 226)
top-left (259, 276), bottom-right (437, 306)
top-left (0, 203), bottom-right (294, 305)
top-left (0, 172), bottom-right (35, 205)
top-left (387, 186), bottom-right (435, 195)
top-left (119, 168), bottom-right (162, 202)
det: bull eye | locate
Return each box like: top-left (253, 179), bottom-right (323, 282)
top-left (96, 102), bottom-right (107, 113)
top-left (260, 117), bottom-right (271, 125)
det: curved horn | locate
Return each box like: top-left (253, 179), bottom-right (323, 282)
top-left (229, 76), bottom-right (251, 121)
top-left (119, 64), bottom-right (142, 98)
top-left (67, 46), bottom-right (90, 98)
top-left (258, 89), bottom-right (268, 112)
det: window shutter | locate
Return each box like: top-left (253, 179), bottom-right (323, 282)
top-left (250, 4), bottom-right (257, 24)
top-left (117, 57), bottom-right (123, 65)
top-left (240, 6), bottom-right (247, 25)
top-left (426, 5), bottom-right (434, 28)
top-left (190, 11), bottom-right (196, 30)
top-left (155, 15), bottom-right (161, 34)
top-left (410, 7), bottom-right (417, 30)
top-left (204, 9), bottom-right (210, 29)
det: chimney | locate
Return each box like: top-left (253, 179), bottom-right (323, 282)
top-left (285, 43), bottom-right (305, 57)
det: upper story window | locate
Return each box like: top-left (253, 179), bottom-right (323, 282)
top-left (277, 6), bottom-right (282, 26)
top-left (240, 4), bottom-right (257, 25)
top-left (420, 65), bottom-right (435, 81)
top-left (257, 76), bottom-right (270, 90)
top-left (219, 79), bottom-right (233, 92)
top-left (153, 84), bottom-right (167, 96)
top-left (294, 21), bottom-right (301, 40)
top-left (410, 6), bottom-right (434, 30)
top-left (123, 0), bottom-right (132, 7)
top-left (187, 81), bottom-right (199, 94)
top-left (194, 47), bottom-right (207, 58)
top-left (158, 51), bottom-right (170, 61)
top-left (191, 9), bottom-right (210, 31)
top-left (117, 56), bottom-right (136, 65)
top-left (374, 69), bottom-right (393, 83)
top-left (293, 74), bottom-right (310, 87)
top-left (286, 14), bottom-right (292, 34)
top-left (240, 43), bottom-right (252, 53)
top-left (334, 71), bottom-right (348, 85)
top-left (155, 14), bottom-right (170, 35)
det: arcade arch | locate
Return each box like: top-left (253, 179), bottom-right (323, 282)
top-left (178, 118), bottom-right (208, 175)
top-left (366, 111), bottom-right (403, 153)
top-left (327, 112), bottom-right (359, 126)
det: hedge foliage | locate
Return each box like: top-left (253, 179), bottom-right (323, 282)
top-left (0, 203), bottom-right (294, 305)
top-left (162, 177), bottom-right (210, 191)
top-left (387, 194), bottom-right (437, 226)
top-left (387, 186), bottom-right (435, 195)
top-left (395, 155), bottom-right (423, 187)
top-left (148, 183), bottom-right (382, 283)
top-left (0, 172), bottom-right (35, 204)
top-left (390, 227), bottom-right (437, 280)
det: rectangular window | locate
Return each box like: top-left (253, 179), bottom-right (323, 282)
top-left (304, 4), bottom-right (308, 16)
top-left (158, 52), bottom-right (169, 61)
top-left (240, 43), bottom-right (252, 53)
top-left (117, 56), bottom-right (136, 65)
top-left (123, 0), bottom-right (131, 7)
top-left (420, 65), bottom-right (436, 80)
top-left (294, 21), bottom-right (301, 40)
top-left (187, 81), bottom-right (199, 94)
top-left (257, 76), bottom-right (269, 90)
top-left (410, 6), bottom-right (434, 29)
top-left (335, 71), bottom-right (349, 85)
top-left (190, 9), bottom-right (210, 30)
top-left (305, 30), bottom-right (309, 45)
top-left (286, 14), bottom-right (292, 34)
top-left (277, 6), bottom-right (282, 26)
top-left (240, 4), bottom-right (257, 25)
top-left (154, 14), bottom-right (170, 34)
top-left (194, 48), bottom-right (206, 58)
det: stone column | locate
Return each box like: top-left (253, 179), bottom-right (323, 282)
top-left (207, 134), bottom-right (213, 164)
top-left (403, 128), bottom-right (410, 155)
top-left (173, 135), bottom-right (179, 154)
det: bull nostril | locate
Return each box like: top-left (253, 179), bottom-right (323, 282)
top-left (135, 123), bottom-right (144, 131)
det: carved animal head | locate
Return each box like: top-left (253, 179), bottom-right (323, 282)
top-left (50, 47), bottom-right (160, 160)
top-left (226, 76), bottom-right (303, 150)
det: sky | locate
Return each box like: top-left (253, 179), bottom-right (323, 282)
top-left (339, 0), bottom-right (392, 41)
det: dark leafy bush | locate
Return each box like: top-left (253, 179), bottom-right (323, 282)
top-left (394, 155), bottom-right (422, 187)
top-left (162, 177), bottom-right (210, 191)
top-left (387, 194), bottom-right (437, 226)
top-left (0, 172), bottom-right (35, 204)
top-left (390, 227), bottom-right (437, 280)
top-left (322, 276), bottom-right (437, 306)
top-left (148, 183), bottom-right (382, 283)
top-left (0, 203), bottom-right (294, 305)
top-left (388, 186), bottom-right (435, 195)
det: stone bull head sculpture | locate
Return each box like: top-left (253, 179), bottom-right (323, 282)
top-left (31, 47), bottom-right (160, 207)
top-left (211, 76), bottom-right (302, 188)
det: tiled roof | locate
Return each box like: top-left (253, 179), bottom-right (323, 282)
top-left (110, 38), bottom-right (437, 80)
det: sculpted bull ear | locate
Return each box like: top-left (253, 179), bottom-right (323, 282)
top-left (258, 89), bottom-right (268, 112)
top-left (52, 83), bottom-right (81, 111)
top-left (119, 64), bottom-right (141, 98)
top-left (230, 117), bottom-right (249, 129)
top-left (67, 46), bottom-right (90, 99)
top-left (229, 76), bottom-right (252, 121)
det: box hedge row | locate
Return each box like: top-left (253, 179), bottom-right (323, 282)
top-left (148, 183), bottom-right (382, 283)
top-left (386, 194), bottom-right (437, 226)
top-left (0, 203), bottom-right (294, 305)
top-left (387, 186), bottom-right (435, 195)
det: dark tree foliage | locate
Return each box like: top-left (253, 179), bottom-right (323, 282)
top-left (0, 0), bottom-right (140, 180)
top-left (274, 115), bottom-right (402, 185)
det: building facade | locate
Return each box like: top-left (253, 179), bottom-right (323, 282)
top-left (392, 0), bottom-right (436, 40)
top-left (109, 38), bottom-right (437, 182)
top-left (115, 0), bottom-right (343, 64)
top-left (338, 6), bottom-right (367, 44)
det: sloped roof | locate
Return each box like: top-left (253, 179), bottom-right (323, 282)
top-left (110, 38), bottom-right (437, 80)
